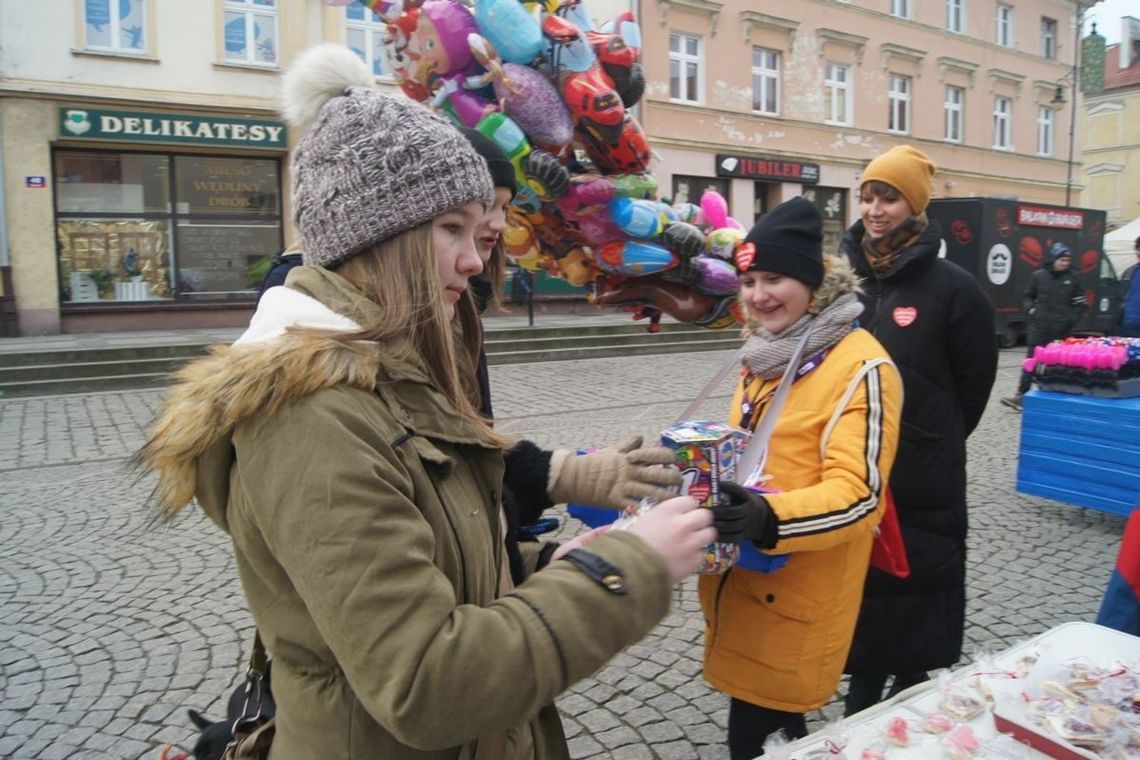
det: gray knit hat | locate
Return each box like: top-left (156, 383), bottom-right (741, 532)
top-left (281, 44), bottom-right (495, 268)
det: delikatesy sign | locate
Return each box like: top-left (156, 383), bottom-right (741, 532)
top-left (59, 107), bottom-right (286, 150)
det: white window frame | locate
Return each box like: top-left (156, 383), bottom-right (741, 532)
top-left (993, 96), bottom-right (1013, 150)
top-left (996, 4), bottom-right (1014, 47)
top-left (946, 0), bottom-right (965, 34)
top-left (944, 85), bottom-right (964, 142)
top-left (669, 32), bottom-right (703, 104)
top-left (1037, 106), bottom-right (1055, 156)
top-left (1041, 17), bottom-right (1057, 59)
top-left (345, 4), bottom-right (389, 79)
top-left (891, 0), bottom-right (911, 19)
top-left (888, 74), bottom-right (911, 134)
top-left (825, 62), bottom-right (853, 125)
top-left (84, 0), bottom-right (148, 54)
top-left (751, 47), bottom-right (781, 116)
top-left (222, 0), bottom-right (278, 67)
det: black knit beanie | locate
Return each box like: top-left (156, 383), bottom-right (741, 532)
top-left (733, 196), bottom-right (823, 288)
top-left (461, 127), bottom-right (517, 195)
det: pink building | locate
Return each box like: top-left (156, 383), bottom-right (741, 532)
top-left (636, 0), bottom-right (1080, 251)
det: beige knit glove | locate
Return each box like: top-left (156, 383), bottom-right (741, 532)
top-left (547, 435), bottom-right (682, 509)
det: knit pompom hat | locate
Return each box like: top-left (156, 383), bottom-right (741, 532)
top-left (860, 145), bottom-right (936, 214)
top-left (281, 44), bottom-right (494, 268)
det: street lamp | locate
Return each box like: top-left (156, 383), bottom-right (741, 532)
top-left (1052, 5), bottom-right (1086, 207)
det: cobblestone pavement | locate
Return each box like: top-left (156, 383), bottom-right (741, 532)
top-left (0, 348), bottom-right (1127, 759)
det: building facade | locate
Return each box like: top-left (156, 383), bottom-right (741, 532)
top-left (0, 0), bottom-right (398, 335)
top-left (1080, 16), bottom-right (1140, 230)
top-left (638, 0), bottom-right (1081, 254)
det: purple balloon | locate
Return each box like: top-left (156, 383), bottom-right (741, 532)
top-left (693, 256), bottom-right (739, 295)
top-left (494, 63), bottom-right (574, 147)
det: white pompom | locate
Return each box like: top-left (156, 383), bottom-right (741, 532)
top-left (281, 44), bottom-right (374, 133)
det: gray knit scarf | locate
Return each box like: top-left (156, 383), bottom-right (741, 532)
top-left (741, 292), bottom-right (864, 379)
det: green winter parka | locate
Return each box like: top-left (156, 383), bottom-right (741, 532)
top-left (140, 267), bottom-right (673, 760)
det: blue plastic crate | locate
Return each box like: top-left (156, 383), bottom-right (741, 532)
top-left (1016, 390), bottom-right (1140, 516)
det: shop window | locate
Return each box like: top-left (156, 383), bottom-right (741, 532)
top-left (346, 4), bottom-right (388, 78)
top-left (53, 150), bottom-right (282, 304)
top-left (223, 0), bottom-right (278, 66)
top-left (801, 187), bottom-right (848, 256)
top-left (84, 0), bottom-right (147, 54)
top-left (671, 175), bottom-right (728, 208)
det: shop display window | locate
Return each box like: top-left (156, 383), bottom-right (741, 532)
top-left (53, 150), bottom-right (282, 305)
top-left (671, 175), bottom-right (729, 207)
top-left (801, 186), bottom-right (849, 255)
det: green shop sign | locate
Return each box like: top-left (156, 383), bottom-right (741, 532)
top-left (59, 107), bottom-right (286, 150)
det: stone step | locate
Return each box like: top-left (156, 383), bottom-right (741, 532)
top-left (0, 322), bottom-right (740, 398)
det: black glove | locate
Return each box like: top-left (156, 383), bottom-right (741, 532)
top-left (713, 482), bottom-right (778, 548)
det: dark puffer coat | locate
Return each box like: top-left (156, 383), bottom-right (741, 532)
top-left (1022, 261), bottom-right (1084, 347)
top-left (840, 219), bottom-right (998, 675)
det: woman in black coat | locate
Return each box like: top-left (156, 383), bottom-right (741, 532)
top-left (839, 146), bottom-right (998, 715)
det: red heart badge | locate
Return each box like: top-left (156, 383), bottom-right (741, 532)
top-left (893, 307), bottom-right (917, 327)
top-left (734, 243), bottom-right (756, 271)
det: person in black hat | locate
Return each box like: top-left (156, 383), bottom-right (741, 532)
top-left (1001, 241), bottom-right (1085, 410)
top-left (702, 196), bottom-right (904, 758)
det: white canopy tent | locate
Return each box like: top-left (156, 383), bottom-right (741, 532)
top-left (1105, 217), bottom-right (1140, 276)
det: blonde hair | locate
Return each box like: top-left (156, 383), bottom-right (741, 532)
top-left (331, 224), bottom-right (512, 448)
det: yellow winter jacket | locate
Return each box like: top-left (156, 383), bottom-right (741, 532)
top-left (698, 328), bottom-right (902, 712)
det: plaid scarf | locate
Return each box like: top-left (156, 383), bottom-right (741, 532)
top-left (861, 213), bottom-right (929, 277)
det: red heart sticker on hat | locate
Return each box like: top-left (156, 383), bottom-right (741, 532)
top-left (892, 306), bottom-right (918, 327)
top-left (735, 243), bottom-right (756, 271)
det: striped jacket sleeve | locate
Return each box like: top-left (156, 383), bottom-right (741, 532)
top-left (763, 359), bottom-right (903, 555)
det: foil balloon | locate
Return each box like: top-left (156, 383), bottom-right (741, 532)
top-left (468, 35), bottom-right (574, 147)
top-left (609, 197), bottom-right (665, 238)
top-left (672, 202), bottom-right (706, 226)
top-left (691, 255), bottom-right (739, 295)
top-left (610, 173), bottom-right (657, 199)
top-left (475, 113), bottom-right (569, 210)
top-left (595, 240), bottom-right (677, 276)
top-left (662, 222), bottom-right (706, 259)
top-left (593, 273), bottom-right (742, 328)
top-left (706, 227), bottom-right (744, 260)
top-left (473, 0), bottom-right (544, 64)
top-left (557, 249), bottom-right (596, 285)
top-left (700, 189), bottom-right (729, 230)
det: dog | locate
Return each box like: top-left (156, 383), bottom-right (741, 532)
top-left (185, 665), bottom-right (275, 760)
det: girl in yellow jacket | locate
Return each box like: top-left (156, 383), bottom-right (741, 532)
top-left (703, 197), bottom-right (903, 758)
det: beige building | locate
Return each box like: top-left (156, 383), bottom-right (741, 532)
top-left (0, 0), bottom-right (400, 335)
top-left (1081, 16), bottom-right (1140, 230)
top-left (639, 0), bottom-right (1081, 252)
top-left (0, 0), bottom-right (1087, 334)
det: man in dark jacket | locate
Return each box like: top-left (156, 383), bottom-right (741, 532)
top-left (1001, 242), bottom-right (1085, 411)
top-left (840, 145), bottom-right (998, 715)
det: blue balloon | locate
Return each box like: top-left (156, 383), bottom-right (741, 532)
top-left (474, 0), bottom-right (543, 65)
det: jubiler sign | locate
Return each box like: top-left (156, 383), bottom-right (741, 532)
top-left (715, 154), bottom-right (820, 184)
top-left (59, 107), bottom-right (286, 150)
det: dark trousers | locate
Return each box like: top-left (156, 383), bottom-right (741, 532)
top-left (843, 671), bottom-right (928, 717)
top-left (1017, 342), bottom-right (1038, 395)
top-left (727, 698), bottom-right (807, 759)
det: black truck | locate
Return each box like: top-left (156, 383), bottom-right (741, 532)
top-left (927, 197), bottom-right (1123, 347)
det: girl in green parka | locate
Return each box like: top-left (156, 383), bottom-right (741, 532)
top-left (139, 44), bottom-right (717, 760)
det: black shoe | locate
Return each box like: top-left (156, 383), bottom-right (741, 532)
top-left (1000, 395), bottom-right (1023, 412)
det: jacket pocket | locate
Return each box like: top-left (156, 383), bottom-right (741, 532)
top-left (718, 571), bottom-right (820, 675)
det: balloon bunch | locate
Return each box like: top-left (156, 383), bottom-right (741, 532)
top-left (329, 0), bottom-right (744, 331)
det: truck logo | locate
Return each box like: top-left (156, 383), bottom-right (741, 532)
top-left (951, 219), bottom-right (973, 244)
top-left (1019, 237), bottom-right (1043, 268)
top-left (995, 208), bottom-right (1012, 237)
top-left (892, 307), bottom-right (918, 327)
top-left (987, 244), bottom-right (1012, 285)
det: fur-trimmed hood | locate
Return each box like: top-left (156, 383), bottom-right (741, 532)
top-left (137, 267), bottom-right (431, 528)
top-left (743, 253), bottom-right (861, 336)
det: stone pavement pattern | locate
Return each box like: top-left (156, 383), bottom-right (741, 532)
top-left (0, 347), bottom-right (1127, 759)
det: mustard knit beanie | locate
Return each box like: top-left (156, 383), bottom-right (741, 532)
top-left (861, 145), bottom-right (936, 214)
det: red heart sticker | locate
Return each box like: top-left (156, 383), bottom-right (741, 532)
top-left (734, 243), bottom-right (756, 271)
top-left (893, 307), bottom-right (917, 327)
